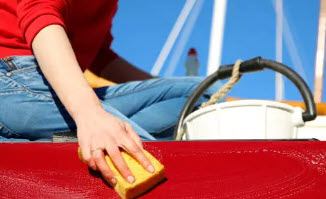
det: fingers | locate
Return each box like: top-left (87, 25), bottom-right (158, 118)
top-left (124, 123), bottom-right (143, 148)
top-left (92, 149), bottom-right (117, 185)
top-left (81, 146), bottom-right (97, 171)
top-left (122, 136), bottom-right (155, 174)
top-left (106, 146), bottom-right (135, 184)
top-left (79, 119), bottom-right (151, 186)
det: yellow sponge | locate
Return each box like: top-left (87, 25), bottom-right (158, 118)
top-left (78, 148), bottom-right (165, 199)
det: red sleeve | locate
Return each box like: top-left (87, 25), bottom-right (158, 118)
top-left (17, 0), bottom-right (69, 47)
top-left (89, 32), bottom-right (118, 76)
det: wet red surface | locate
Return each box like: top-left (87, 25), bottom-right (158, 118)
top-left (1, 141), bottom-right (326, 199)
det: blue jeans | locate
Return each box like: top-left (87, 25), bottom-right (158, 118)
top-left (0, 56), bottom-right (223, 142)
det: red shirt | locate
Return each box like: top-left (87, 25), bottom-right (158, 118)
top-left (0, 0), bottom-right (118, 73)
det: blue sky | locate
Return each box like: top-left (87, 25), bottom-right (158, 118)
top-left (110, 0), bottom-right (324, 101)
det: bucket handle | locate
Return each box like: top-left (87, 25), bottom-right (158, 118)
top-left (174, 57), bottom-right (317, 140)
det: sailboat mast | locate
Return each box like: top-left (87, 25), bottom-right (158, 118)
top-left (207, 0), bottom-right (227, 75)
top-left (151, 0), bottom-right (196, 76)
top-left (314, 0), bottom-right (326, 103)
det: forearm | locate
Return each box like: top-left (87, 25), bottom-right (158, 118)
top-left (96, 56), bottom-right (153, 83)
top-left (32, 25), bottom-right (154, 183)
top-left (32, 25), bottom-right (101, 121)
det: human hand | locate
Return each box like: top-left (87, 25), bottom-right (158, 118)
top-left (76, 106), bottom-right (155, 185)
top-left (31, 25), bottom-right (155, 184)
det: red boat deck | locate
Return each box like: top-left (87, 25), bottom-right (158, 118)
top-left (1, 141), bottom-right (326, 198)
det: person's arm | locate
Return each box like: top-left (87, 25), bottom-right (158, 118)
top-left (95, 56), bottom-right (153, 83)
top-left (32, 25), bottom-right (155, 184)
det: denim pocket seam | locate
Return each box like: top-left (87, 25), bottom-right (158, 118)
top-left (0, 121), bottom-right (20, 137)
top-left (1, 75), bottom-right (52, 100)
top-left (10, 65), bottom-right (38, 74)
top-left (0, 88), bottom-right (25, 95)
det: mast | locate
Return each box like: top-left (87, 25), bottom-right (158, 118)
top-left (151, 0), bottom-right (196, 76)
top-left (164, 0), bottom-right (204, 77)
top-left (314, 0), bottom-right (326, 103)
top-left (207, 0), bottom-right (227, 75)
top-left (271, 0), bottom-right (308, 93)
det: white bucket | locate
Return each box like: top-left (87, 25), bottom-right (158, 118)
top-left (183, 100), bottom-right (305, 140)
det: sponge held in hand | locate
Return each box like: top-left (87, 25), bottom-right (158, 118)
top-left (78, 147), bottom-right (165, 199)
